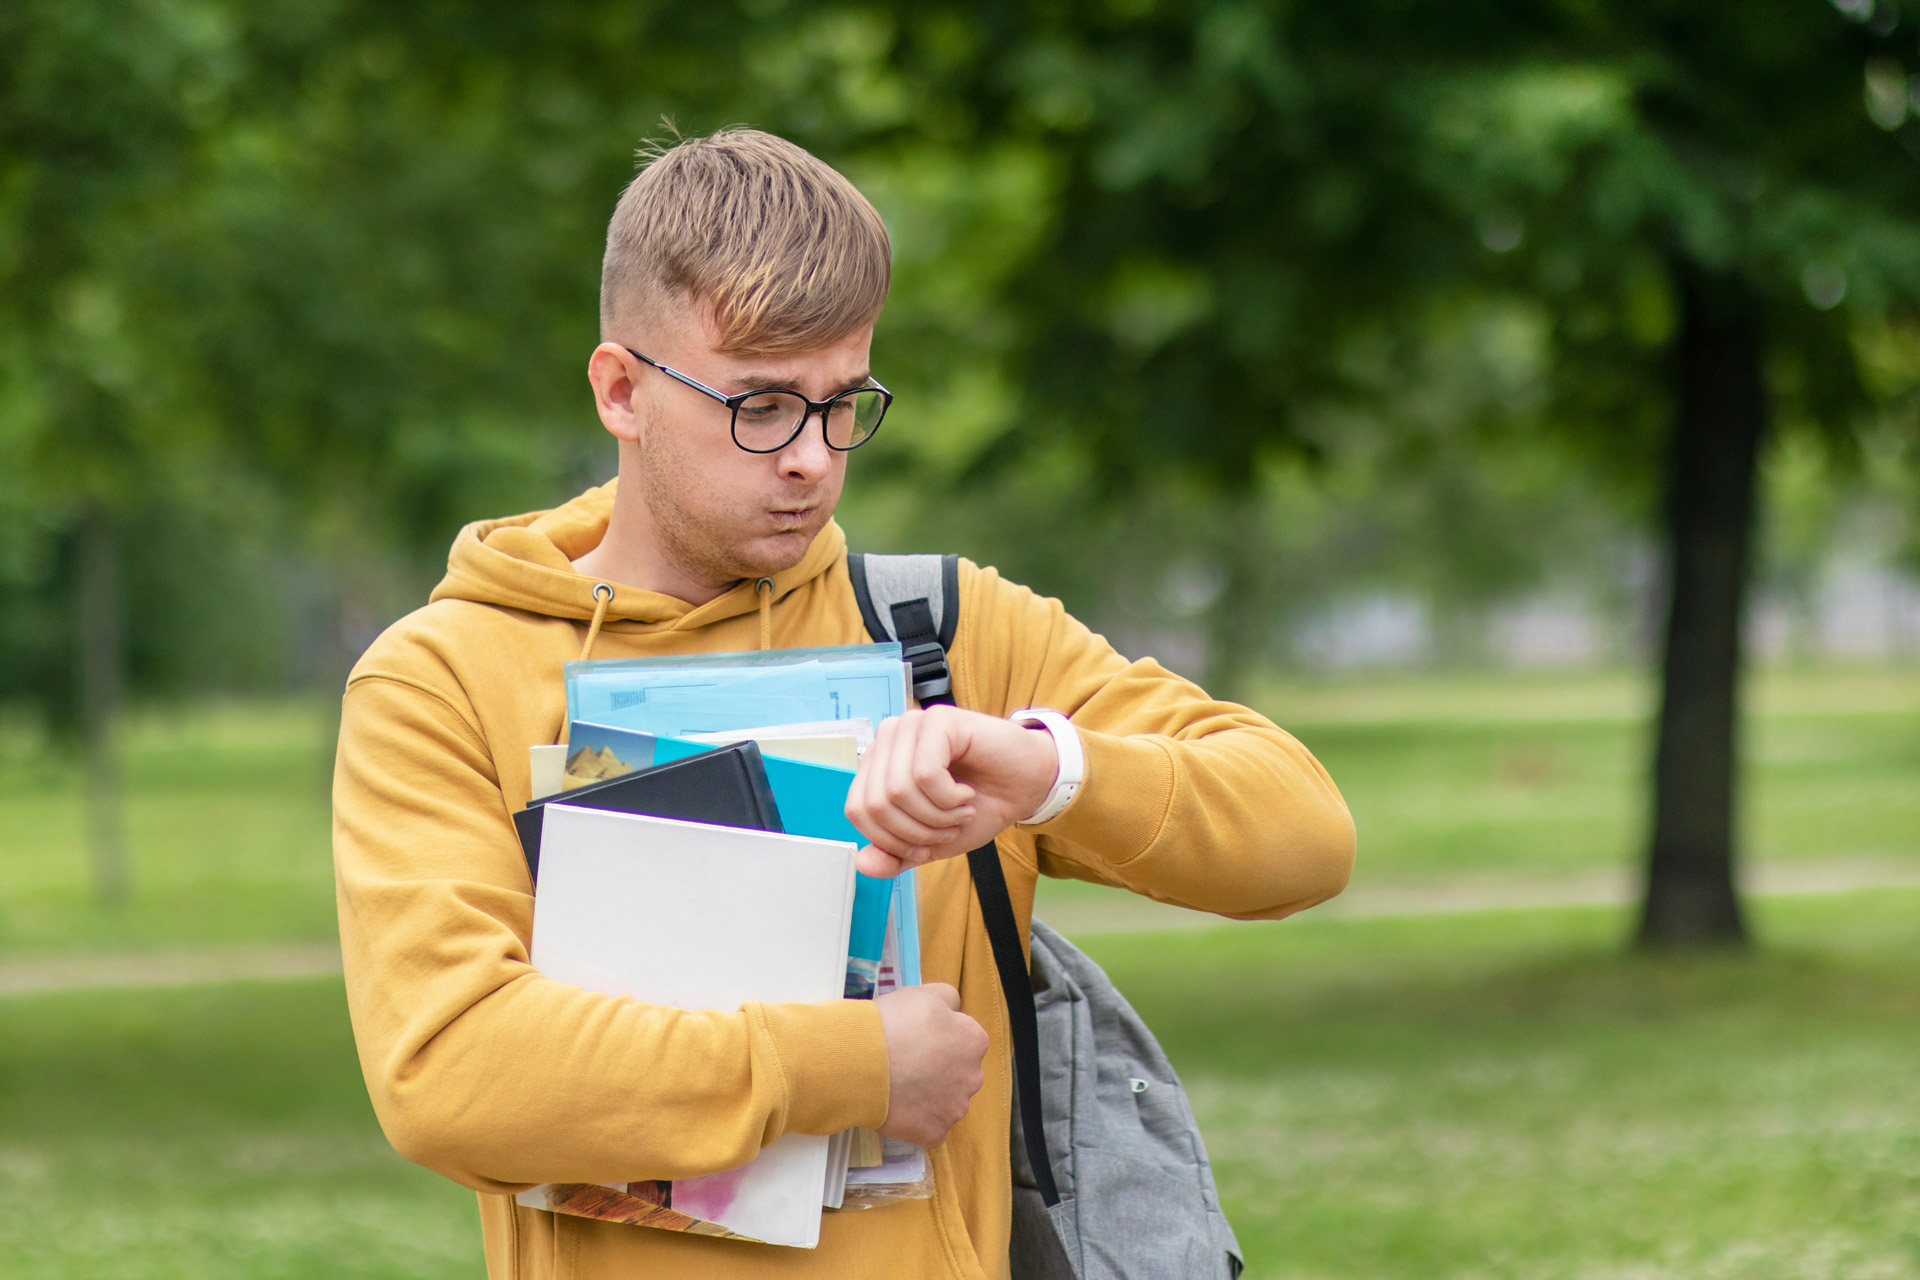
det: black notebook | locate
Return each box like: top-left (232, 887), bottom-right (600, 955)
top-left (515, 739), bottom-right (784, 885)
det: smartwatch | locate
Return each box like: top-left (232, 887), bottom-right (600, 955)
top-left (1007, 708), bottom-right (1085, 825)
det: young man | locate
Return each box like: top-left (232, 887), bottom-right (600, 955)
top-left (333, 128), bottom-right (1354, 1280)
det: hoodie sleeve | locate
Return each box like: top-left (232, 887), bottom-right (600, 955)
top-left (957, 562), bottom-right (1355, 919)
top-left (332, 671), bottom-right (889, 1195)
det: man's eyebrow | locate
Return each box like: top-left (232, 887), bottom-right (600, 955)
top-left (726, 371), bottom-right (874, 396)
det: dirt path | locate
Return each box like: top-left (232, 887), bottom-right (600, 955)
top-left (1034, 853), bottom-right (1920, 936)
top-left (4, 856), bottom-right (1917, 997)
top-left (0, 942), bottom-right (343, 997)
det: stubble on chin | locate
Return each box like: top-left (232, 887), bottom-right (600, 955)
top-left (630, 410), bottom-right (839, 591)
top-left (643, 468), bottom-right (833, 587)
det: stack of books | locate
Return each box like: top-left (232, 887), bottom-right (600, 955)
top-left (513, 643), bottom-right (929, 1248)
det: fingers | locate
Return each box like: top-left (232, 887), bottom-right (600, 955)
top-left (874, 985), bottom-right (987, 1146)
top-left (900, 713), bottom-right (976, 811)
top-left (847, 709), bottom-right (977, 861)
top-left (881, 713), bottom-right (975, 832)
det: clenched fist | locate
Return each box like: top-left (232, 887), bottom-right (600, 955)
top-left (874, 982), bottom-right (989, 1147)
top-left (846, 705), bottom-right (1059, 878)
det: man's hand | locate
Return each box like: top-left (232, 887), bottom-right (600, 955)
top-left (845, 705), bottom-right (1058, 878)
top-left (874, 982), bottom-right (988, 1147)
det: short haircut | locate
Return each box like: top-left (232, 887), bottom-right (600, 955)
top-left (599, 127), bottom-right (892, 354)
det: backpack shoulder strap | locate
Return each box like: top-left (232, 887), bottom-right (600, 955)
top-left (846, 552), bottom-right (1063, 1210)
top-left (846, 553), bottom-right (959, 703)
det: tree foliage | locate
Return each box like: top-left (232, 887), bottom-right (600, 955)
top-left (4, 0), bottom-right (1918, 927)
top-left (877, 0), bottom-right (1920, 944)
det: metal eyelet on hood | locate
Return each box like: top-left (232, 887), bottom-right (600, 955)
top-left (578, 582), bottom-right (614, 661)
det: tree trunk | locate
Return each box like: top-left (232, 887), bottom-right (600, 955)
top-left (1637, 265), bottom-right (1767, 948)
top-left (78, 500), bottom-right (129, 906)
top-left (1204, 497), bottom-right (1267, 703)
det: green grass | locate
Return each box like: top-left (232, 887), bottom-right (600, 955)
top-left (3, 894), bottom-right (1916, 1278)
top-left (1052, 662), bottom-right (1920, 912)
top-left (0, 664), bottom-right (1915, 1275)
top-left (0, 701), bottom-right (337, 955)
top-left (1287, 703), bottom-right (1920, 883)
top-left (0, 977), bottom-right (478, 1280)
top-left (4, 664), bottom-right (1918, 955)
top-left (1265, 664), bottom-right (1920, 884)
top-left (1088, 889), bottom-right (1920, 1279)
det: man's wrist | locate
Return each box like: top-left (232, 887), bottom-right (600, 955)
top-left (1006, 708), bottom-right (1084, 824)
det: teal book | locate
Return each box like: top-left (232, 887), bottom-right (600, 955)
top-left (563, 721), bottom-right (898, 998)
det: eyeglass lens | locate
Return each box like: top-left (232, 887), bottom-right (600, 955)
top-left (733, 390), bottom-right (886, 452)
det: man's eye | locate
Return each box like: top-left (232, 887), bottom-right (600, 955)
top-left (738, 395), bottom-right (789, 420)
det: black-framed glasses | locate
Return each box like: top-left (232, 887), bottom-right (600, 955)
top-left (625, 348), bottom-right (891, 454)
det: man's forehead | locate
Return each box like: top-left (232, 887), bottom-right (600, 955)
top-left (718, 360), bottom-right (872, 394)
top-left (657, 295), bottom-right (875, 389)
top-left (706, 328), bottom-right (876, 393)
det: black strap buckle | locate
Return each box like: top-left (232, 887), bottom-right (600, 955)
top-left (902, 638), bottom-right (952, 702)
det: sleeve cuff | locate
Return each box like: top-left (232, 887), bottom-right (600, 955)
top-left (1021, 727), bottom-right (1174, 868)
top-left (750, 997), bottom-right (891, 1136)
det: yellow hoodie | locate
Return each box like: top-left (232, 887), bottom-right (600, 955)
top-left (332, 481), bottom-right (1354, 1280)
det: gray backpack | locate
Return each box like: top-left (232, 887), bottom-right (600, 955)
top-left (849, 553), bottom-right (1244, 1280)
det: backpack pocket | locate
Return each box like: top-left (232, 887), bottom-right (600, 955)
top-left (1070, 1146), bottom-right (1224, 1279)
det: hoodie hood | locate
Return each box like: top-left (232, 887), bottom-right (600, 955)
top-left (429, 478), bottom-right (848, 630)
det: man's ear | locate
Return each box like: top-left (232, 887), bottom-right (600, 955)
top-left (588, 344), bottom-right (646, 443)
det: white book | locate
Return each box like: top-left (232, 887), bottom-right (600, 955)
top-left (528, 743), bottom-right (567, 800)
top-left (517, 805), bottom-right (858, 1248)
top-left (822, 1129), bottom-right (850, 1210)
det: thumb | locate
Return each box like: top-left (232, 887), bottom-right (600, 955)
top-left (856, 845), bottom-right (908, 879)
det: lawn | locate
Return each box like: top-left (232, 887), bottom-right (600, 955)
top-left (1, 666), bottom-right (1916, 1276)
top-left (1259, 664), bottom-right (1920, 885)
top-left (0, 701), bottom-right (337, 954)
top-left (2, 892), bottom-right (1916, 1279)
top-left (1, 664), bottom-right (1916, 956)
top-left (1091, 891), bottom-right (1920, 1280)
top-left (0, 978), bottom-right (478, 1280)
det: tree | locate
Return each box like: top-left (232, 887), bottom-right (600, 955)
top-left (0, 0), bottom-right (238, 901)
top-left (12, 0), bottom-right (1915, 944)
top-left (0, 0), bottom-right (1021, 891)
top-left (866, 0), bottom-right (1920, 944)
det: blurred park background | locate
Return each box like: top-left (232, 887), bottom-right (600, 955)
top-left (3, 2), bottom-right (1919, 1277)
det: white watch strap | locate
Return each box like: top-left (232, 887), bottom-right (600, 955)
top-left (1008, 708), bottom-right (1085, 825)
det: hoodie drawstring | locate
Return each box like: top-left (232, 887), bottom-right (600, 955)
top-left (579, 582), bottom-right (614, 661)
top-left (754, 577), bottom-right (775, 651)
top-left (581, 579), bottom-right (771, 660)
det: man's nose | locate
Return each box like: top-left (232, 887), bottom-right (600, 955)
top-left (776, 409), bottom-right (834, 480)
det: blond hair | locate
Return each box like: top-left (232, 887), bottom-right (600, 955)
top-left (599, 127), bottom-right (892, 354)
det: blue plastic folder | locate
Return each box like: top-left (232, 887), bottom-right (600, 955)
top-left (567, 720), bottom-right (899, 998)
top-left (564, 644), bottom-right (907, 739)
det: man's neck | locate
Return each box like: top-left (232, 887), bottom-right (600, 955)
top-left (570, 482), bottom-right (734, 607)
